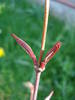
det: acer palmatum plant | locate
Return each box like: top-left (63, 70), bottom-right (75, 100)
top-left (11, 0), bottom-right (61, 100)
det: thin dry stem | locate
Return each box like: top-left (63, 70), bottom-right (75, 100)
top-left (41, 0), bottom-right (50, 50)
top-left (39, 0), bottom-right (50, 64)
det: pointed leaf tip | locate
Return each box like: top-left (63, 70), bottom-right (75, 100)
top-left (46, 41), bottom-right (61, 57)
top-left (11, 34), bottom-right (38, 67)
top-left (11, 34), bottom-right (18, 39)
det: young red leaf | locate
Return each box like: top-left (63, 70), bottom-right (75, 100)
top-left (11, 34), bottom-right (38, 67)
top-left (45, 41), bottom-right (61, 63)
top-left (40, 42), bottom-right (61, 70)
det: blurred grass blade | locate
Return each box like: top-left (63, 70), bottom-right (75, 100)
top-left (24, 82), bottom-right (34, 100)
top-left (11, 34), bottom-right (38, 66)
top-left (45, 91), bottom-right (54, 100)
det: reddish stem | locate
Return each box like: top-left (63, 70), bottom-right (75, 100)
top-left (32, 0), bottom-right (50, 100)
top-left (32, 71), bottom-right (41, 100)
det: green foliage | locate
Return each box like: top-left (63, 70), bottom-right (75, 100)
top-left (0, 0), bottom-right (75, 100)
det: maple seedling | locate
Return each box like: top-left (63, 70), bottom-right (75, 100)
top-left (11, 0), bottom-right (62, 100)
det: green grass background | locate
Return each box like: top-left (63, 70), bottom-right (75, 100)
top-left (0, 0), bottom-right (75, 100)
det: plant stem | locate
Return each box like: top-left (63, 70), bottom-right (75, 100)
top-left (39, 0), bottom-right (50, 64)
top-left (41, 0), bottom-right (50, 50)
top-left (32, 0), bottom-right (50, 100)
top-left (32, 71), bottom-right (41, 100)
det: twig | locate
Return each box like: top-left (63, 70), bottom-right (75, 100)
top-left (39, 0), bottom-right (50, 64)
top-left (32, 0), bottom-right (50, 100)
top-left (32, 72), bottom-right (41, 100)
top-left (53, 0), bottom-right (75, 9)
